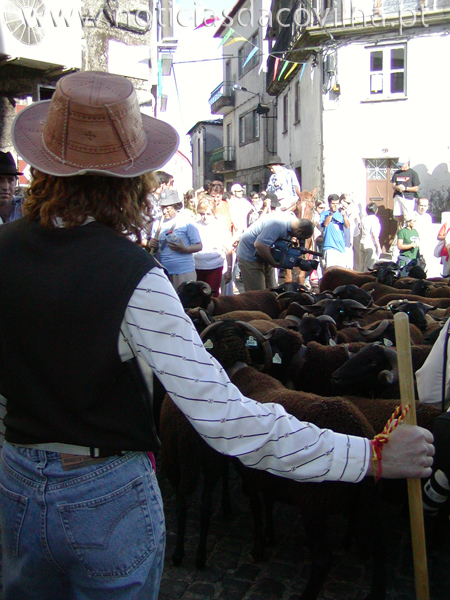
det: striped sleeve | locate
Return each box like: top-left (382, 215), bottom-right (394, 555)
top-left (124, 268), bottom-right (370, 483)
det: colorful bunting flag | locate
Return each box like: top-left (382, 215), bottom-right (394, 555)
top-left (224, 36), bottom-right (247, 46)
top-left (219, 28), bottom-right (234, 47)
top-left (243, 47), bottom-right (258, 67)
top-left (284, 62), bottom-right (298, 79)
top-left (157, 58), bottom-right (162, 97)
top-left (195, 16), bottom-right (220, 29)
top-left (273, 57), bottom-right (279, 81)
top-left (277, 60), bottom-right (289, 81)
top-left (298, 63), bottom-right (306, 83)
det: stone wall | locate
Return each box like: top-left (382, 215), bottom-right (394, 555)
top-left (0, 1), bottom-right (158, 150)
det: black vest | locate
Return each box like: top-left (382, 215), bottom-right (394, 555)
top-left (0, 218), bottom-right (161, 452)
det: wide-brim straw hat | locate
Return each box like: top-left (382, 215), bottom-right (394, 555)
top-left (11, 70), bottom-right (179, 178)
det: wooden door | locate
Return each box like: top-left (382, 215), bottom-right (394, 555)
top-left (365, 158), bottom-right (397, 252)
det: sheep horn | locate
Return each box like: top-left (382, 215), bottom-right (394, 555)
top-left (236, 321), bottom-right (274, 372)
top-left (284, 314), bottom-right (302, 325)
top-left (387, 299), bottom-right (409, 309)
top-left (342, 299), bottom-right (369, 310)
top-left (198, 308), bottom-right (214, 327)
top-left (200, 320), bottom-right (227, 343)
top-left (200, 282), bottom-right (212, 296)
top-left (332, 285), bottom-right (346, 295)
top-left (316, 314), bottom-right (337, 325)
top-left (298, 304), bottom-right (322, 314)
top-left (313, 299), bottom-right (329, 307)
top-left (378, 346), bottom-right (399, 385)
top-left (343, 343), bottom-right (355, 359)
top-left (275, 291), bottom-right (299, 301)
top-left (360, 320), bottom-right (390, 340)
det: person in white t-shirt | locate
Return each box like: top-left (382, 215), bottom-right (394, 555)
top-left (360, 202), bottom-right (382, 272)
top-left (414, 197), bottom-right (435, 273)
top-left (194, 197), bottom-right (233, 296)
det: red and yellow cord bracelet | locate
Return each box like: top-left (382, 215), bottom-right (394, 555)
top-left (370, 404), bottom-right (411, 482)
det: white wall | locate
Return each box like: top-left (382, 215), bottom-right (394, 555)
top-left (280, 58), bottom-right (322, 195)
top-left (220, 0), bottom-right (272, 188)
top-left (322, 33), bottom-right (450, 219)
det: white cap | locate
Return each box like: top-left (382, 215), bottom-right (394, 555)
top-left (231, 183), bottom-right (244, 193)
top-left (398, 156), bottom-right (410, 166)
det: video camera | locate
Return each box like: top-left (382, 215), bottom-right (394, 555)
top-left (270, 238), bottom-right (322, 272)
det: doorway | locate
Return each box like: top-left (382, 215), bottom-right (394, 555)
top-left (365, 158), bottom-right (397, 252)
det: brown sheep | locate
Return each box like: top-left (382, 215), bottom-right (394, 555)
top-left (319, 266), bottom-right (376, 292)
top-left (375, 294), bottom-right (450, 308)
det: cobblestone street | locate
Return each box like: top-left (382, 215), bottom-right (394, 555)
top-left (158, 465), bottom-right (450, 600)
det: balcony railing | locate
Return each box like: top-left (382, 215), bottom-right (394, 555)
top-left (210, 146), bottom-right (235, 163)
top-left (209, 81), bottom-right (235, 115)
top-left (210, 146), bottom-right (236, 173)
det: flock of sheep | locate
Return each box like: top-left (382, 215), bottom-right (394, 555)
top-left (156, 265), bottom-right (450, 600)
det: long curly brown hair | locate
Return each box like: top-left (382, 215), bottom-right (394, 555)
top-left (23, 168), bottom-right (158, 240)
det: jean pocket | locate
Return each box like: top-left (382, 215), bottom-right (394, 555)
top-left (58, 476), bottom-right (156, 578)
top-left (0, 482), bottom-right (28, 559)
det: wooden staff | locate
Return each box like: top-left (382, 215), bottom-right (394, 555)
top-left (394, 311), bottom-right (430, 600)
top-left (149, 218), bottom-right (163, 255)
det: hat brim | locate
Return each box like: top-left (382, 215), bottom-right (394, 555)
top-left (0, 169), bottom-right (23, 176)
top-left (11, 101), bottom-right (179, 178)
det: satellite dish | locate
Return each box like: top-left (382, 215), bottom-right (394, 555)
top-left (3, 0), bottom-right (46, 46)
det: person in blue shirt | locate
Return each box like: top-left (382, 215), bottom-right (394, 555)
top-left (148, 190), bottom-right (202, 289)
top-left (320, 194), bottom-right (350, 269)
top-left (236, 213), bottom-right (313, 291)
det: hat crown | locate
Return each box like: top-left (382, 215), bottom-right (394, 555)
top-left (0, 151), bottom-right (20, 175)
top-left (267, 155), bottom-right (284, 166)
top-left (160, 189), bottom-right (181, 206)
top-left (42, 71), bottom-right (147, 173)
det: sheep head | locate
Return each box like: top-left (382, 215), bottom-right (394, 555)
top-left (200, 320), bottom-right (273, 372)
top-left (177, 280), bottom-right (213, 311)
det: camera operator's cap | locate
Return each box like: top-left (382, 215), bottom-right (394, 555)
top-left (397, 156), bottom-right (410, 167)
top-left (266, 155), bottom-right (284, 167)
top-left (0, 151), bottom-right (22, 176)
top-left (160, 189), bottom-right (181, 207)
top-left (11, 71), bottom-right (179, 178)
top-left (231, 183), bottom-right (244, 193)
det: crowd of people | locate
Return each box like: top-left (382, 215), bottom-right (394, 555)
top-left (0, 71), bottom-right (439, 600)
top-left (136, 158), bottom-right (442, 297)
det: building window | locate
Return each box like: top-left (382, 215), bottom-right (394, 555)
top-left (282, 94), bottom-right (288, 133)
top-left (197, 138), bottom-right (201, 167)
top-left (238, 32), bottom-right (259, 77)
top-left (366, 159), bottom-right (388, 180)
top-left (294, 81), bottom-right (300, 124)
top-left (369, 45), bottom-right (406, 98)
top-left (239, 110), bottom-right (260, 145)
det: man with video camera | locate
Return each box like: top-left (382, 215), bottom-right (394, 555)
top-left (236, 213), bottom-right (314, 291)
top-left (320, 193), bottom-right (350, 269)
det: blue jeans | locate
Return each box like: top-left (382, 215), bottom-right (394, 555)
top-left (0, 443), bottom-right (165, 600)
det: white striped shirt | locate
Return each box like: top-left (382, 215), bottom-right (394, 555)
top-left (124, 267), bottom-right (370, 483)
